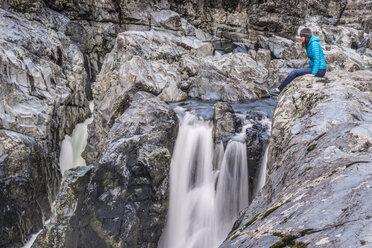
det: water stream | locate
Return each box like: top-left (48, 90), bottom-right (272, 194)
top-left (256, 145), bottom-right (269, 194)
top-left (160, 98), bottom-right (275, 248)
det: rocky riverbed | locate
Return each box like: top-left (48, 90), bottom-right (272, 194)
top-left (0, 0), bottom-right (371, 247)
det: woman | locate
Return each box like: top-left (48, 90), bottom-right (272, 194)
top-left (268, 28), bottom-right (327, 96)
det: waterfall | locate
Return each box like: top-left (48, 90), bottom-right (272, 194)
top-left (159, 112), bottom-right (249, 248)
top-left (256, 145), bottom-right (269, 193)
top-left (22, 230), bottom-right (42, 248)
top-left (59, 102), bottom-right (94, 175)
top-left (215, 141), bottom-right (248, 238)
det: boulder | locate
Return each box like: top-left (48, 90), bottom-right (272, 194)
top-left (244, 111), bottom-right (270, 197)
top-left (220, 70), bottom-right (372, 248)
top-left (188, 53), bottom-right (270, 101)
top-left (213, 102), bottom-right (242, 144)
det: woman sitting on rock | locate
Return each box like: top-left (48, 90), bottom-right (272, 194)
top-left (268, 28), bottom-right (327, 96)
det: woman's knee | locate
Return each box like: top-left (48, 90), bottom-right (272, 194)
top-left (291, 70), bottom-right (299, 76)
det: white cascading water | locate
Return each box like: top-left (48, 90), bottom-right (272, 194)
top-left (159, 112), bottom-right (249, 248)
top-left (22, 230), bottom-right (42, 248)
top-left (256, 145), bottom-right (269, 194)
top-left (59, 101), bottom-right (94, 175)
top-left (215, 141), bottom-right (248, 238)
top-left (22, 102), bottom-right (94, 247)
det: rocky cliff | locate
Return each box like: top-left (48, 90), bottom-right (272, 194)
top-left (33, 92), bottom-right (178, 248)
top-left (220, 70), bottom-right (372, 248)
top-left (0, 0), bottom-right (371, 247)
top-left (0, 4), bottom-right (90, 246)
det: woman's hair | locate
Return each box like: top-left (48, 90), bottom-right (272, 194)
top-left (300, 28), bottom-right (312, 48)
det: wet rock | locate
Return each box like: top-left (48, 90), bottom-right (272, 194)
top-left (219, 70), bottom-right (372, 248)
top-left (244, 111), bottom-right (270, 195)
top-left (34, 92), bottom-right (178, 248)
top-left (213, 102), bottom-right (242, 144)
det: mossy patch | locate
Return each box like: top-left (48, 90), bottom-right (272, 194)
top-left (9, 3), bottom-right (35, 13)
top-left (243, 214), bottom-right (260, 229)
top-left (327, 170), bottom-right (338, 178)
top-left (270, 241), bottom-right (286, 248)
top-left (230, 234), bottom-right (239, 240)
top-left (262, 206), bottom-right (280, 219)
top-left (314, 132), bottom-right (326, 141)
top-left (285, 143), bottom-right (297, 153)
top-left (345, 161), bottom-right (370, 168)
top-left (291, 243), bottom-right (308, 248)
top-left (270, 232), bottom-right (308, 248)
top-left (58, 0), bottom-right (74, 8)
top-left (300, 229), bottom-right (320, 236)
top-left (307, 144), bottom-right (317, 152)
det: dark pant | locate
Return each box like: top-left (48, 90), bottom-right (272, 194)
top-left (278, 67), bottom-right (326, 91)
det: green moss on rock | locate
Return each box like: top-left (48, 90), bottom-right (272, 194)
top-left (314, 132), bottom-right (326, 141)
top-left (262, 206), bottom-right (280, 219)
top-left (9, 3), bottom-right (35, 13)
top-left (270, 241), bottom-right (286, 248)
top-left (230, 234), bottom-right (239, 240)
top-left (345, 161), bottom-right (370, 168)
top-left (270, 232), bottom-right (308, 248)
top-left (244, 214), bottom-right (260, 227)
top-left (307, 144), bottom-right (317, 152)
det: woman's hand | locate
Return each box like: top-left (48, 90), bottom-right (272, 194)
top-left (305, 74), bottom-right (315, 77)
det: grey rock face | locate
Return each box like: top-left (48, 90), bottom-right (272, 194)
top-left (89, 30), bottom-right (269, 164)
top-left (188, 53), bottom-right (270, 101)
top-left (33, 92), bottom-right (178, 248)
top-left (213, 101), bottom-right (242, 144)
top-left (0, 7), bottom-right (89, 247)
top-left (219, 70), bottom-right (372, 248)
top-left (0, 131), bottom-right (47, 247)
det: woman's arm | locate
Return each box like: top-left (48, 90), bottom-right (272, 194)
top-left (311, 42), bottom-right (321, 75)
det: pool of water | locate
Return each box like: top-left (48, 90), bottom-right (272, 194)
top-left (169, 97), bottom-right (277, 120)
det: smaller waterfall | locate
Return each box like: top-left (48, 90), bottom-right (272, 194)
top-left (256, 145), bottom-right (269, 193)
top-left (59, 102), bottom-right (94, 175)
top-left (22, 230), bottom-right (42, 248)
top-left (215, 141), bottom-right (248, 238)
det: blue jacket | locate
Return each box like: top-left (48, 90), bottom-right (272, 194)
top-left (307, 35), bottom-right (327, 75)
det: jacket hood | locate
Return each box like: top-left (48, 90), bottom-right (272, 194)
top-left (308, 35), bottom-right (320, 45)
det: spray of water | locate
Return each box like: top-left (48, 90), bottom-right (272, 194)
top-left (159, 112), bottom-right (249, 248)
top-left (59, 102), bottom-right (94, 175)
